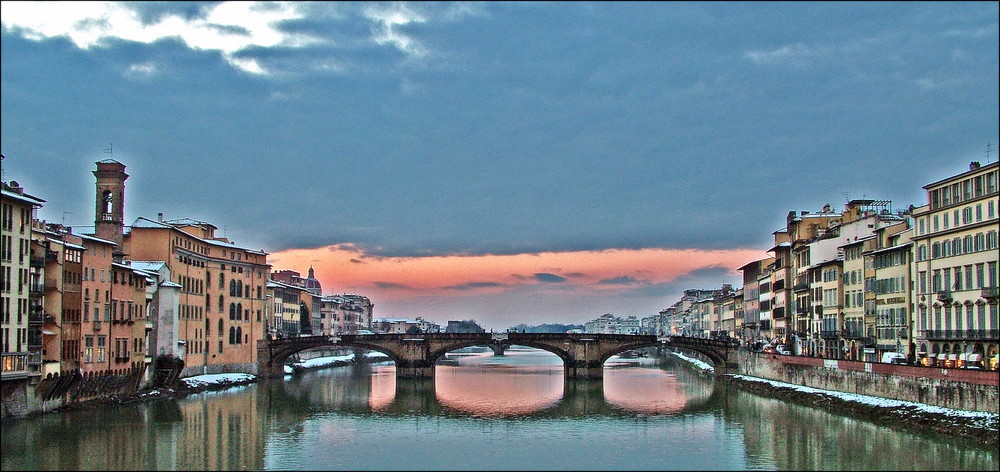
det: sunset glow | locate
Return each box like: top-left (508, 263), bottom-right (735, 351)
top-left (267, 244), bottom-right (768, 327)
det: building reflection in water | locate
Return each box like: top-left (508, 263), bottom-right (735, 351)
top-left (602, 357), bottom-right (690, 414)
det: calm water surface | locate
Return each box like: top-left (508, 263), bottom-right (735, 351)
top-left (2, 347), bottom-right (997, 471)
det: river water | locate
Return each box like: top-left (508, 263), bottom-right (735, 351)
top-left (2, 347), bottom-right (997, 471)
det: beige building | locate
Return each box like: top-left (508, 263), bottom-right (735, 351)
top-left (870, 223), bottom-right (913, 361)
top-left (911, 160), bottom-right (999, 368)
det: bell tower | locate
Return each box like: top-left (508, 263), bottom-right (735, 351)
top-left (93, 159), bottom-right (129, 247)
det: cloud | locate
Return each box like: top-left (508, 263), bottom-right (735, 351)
top-left (533, 273), bottom-right (567, 283)
top-left (444, 281), bottom-right (506, 291)
top-left (374, 281), bottom-right (410, 290)
top-left (597, 276), bottom-right (646, 286)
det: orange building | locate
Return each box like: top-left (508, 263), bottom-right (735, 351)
top-left (124, 217), bottom-right (269, 375)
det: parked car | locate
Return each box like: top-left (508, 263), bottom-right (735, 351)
top-left (881, 352), bottom-right (907, 365)
top-left (774, 344), bottom-right (791, 355)
top-left (356, 329), bottom-right (375, 335)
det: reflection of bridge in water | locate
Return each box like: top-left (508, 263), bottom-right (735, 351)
top-left (264, 358), bottom-right (724, 420)
top-left (259, 333), bottom-right (740, 379)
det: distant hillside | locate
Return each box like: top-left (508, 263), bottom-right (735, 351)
top-left (507, 323), bottom-right (585, 333)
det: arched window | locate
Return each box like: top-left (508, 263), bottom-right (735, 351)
top-left (236, 303), bottom-right (243, 321)
top-left (101, 190), bottom-right (113, 215)
top-left (229, 280), bottom-right (236, 297)
top-left (218, 295), bottom-right (224, 313)
top-left (229, 303), bottom-right (236, 320)
top-left (218, 319), bottom-right (223, 337)
top-left (219, 273), bottom-right (225, 290)
top-left (229, 327), bottom-right (235, 345)
top-left (237, 280), bottom-right (243, 298)
top-left (236, 326), bottom-right (242, 344)
top-left (205, 294), bottom-right (210, 312)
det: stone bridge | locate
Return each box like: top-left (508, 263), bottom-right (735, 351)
top-left (258, 333), bottom-right (740, 379)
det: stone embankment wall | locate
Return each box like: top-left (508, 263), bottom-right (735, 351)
top-left (2, 356), bottom-right (187, 419)
top-left (738, 350), bottom-right (999, 414)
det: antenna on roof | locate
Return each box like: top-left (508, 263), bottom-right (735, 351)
top-left (843, 192), bottom-right (850, 203)
top-left (104, 143), bottom-right (113, 156)
top-left (987, 142), bottom-right (993, 163)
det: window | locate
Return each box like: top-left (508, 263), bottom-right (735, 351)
top-left (84, 336), bottom-right (94, 363)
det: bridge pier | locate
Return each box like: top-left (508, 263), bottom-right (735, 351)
top-left (564, 362), bottom-right (604, 379)
top-left (395, 362), bottom-right (435, 379)
top-left (489, 344), bottom-right (508, 356)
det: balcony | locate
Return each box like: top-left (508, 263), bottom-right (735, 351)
top-left (820, 330), bottom-right (840, 339)
top-left (1, 353), bottom-right (30, 381)
top-left (29, 257), bottom-right (45, 268)
top-left (936, 290), bottom-right (952, 302)
top-left (842, 329), bottom-right (866, 339)
top-left (921, 329), bottom-right (999, 340)
top-left (29, 284), bottom-right (45, 296)
top-left (793, 282), bottom-right (810, 292)
top-left (982, 286), bottom-right (999, 300)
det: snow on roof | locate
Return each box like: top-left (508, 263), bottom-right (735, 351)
top-left (128, 261), bottom-right (166, 272)
top-left (77, 233), bottom-right (116, 245)
top-left (870, 241), bottom-right (914, 255)
top-left (1, 187), bottom-right (46, 205)
top-left (129, 217), bottom-right (268, 255)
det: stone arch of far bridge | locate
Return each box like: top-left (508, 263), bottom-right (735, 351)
top-left (270, 339), bottom-right (402, 366)
top-left (428, 340), bottom-right (574, 366)
top-left (596, 340), bottom-right (728, 371)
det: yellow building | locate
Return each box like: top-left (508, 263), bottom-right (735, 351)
top-left (911, 160), bottom-right (999, 367)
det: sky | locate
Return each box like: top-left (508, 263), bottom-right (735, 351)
top-left (2, 1), bottom-right (998, 330)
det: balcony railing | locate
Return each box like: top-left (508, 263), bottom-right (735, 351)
top-left (842, 329), bottom-right (866, 339)
top-left (982, 286), bottom-right (999, 300)
top-left (921, 329), bottom-right (999, 340)
top-left (936, 290), bottom-right (952, 302)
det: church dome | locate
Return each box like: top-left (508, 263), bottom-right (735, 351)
top-left (304, 266), bottom-right (322, 295)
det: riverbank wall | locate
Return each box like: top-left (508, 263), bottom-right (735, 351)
top-left (737, 350), bottom-right (999, 414)
top-left (2, 365), bottom-right (148, 419)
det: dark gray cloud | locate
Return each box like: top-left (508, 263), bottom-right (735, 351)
top-left (533, 273), bottom-right (567, 284)
top-left (444, 282), bottom-right (506, 291)
top-left (597, 276), bottom-right (646, 286)
top-left (1, 2), bottom-right (997, 259)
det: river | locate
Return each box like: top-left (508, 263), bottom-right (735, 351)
top-left (1, 347), bottom-right (997, 470)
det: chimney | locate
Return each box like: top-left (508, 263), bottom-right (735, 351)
top-left (970, 161), bottom-right (981, 171)
top-left (158, 212), bottom-right (164, 222)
